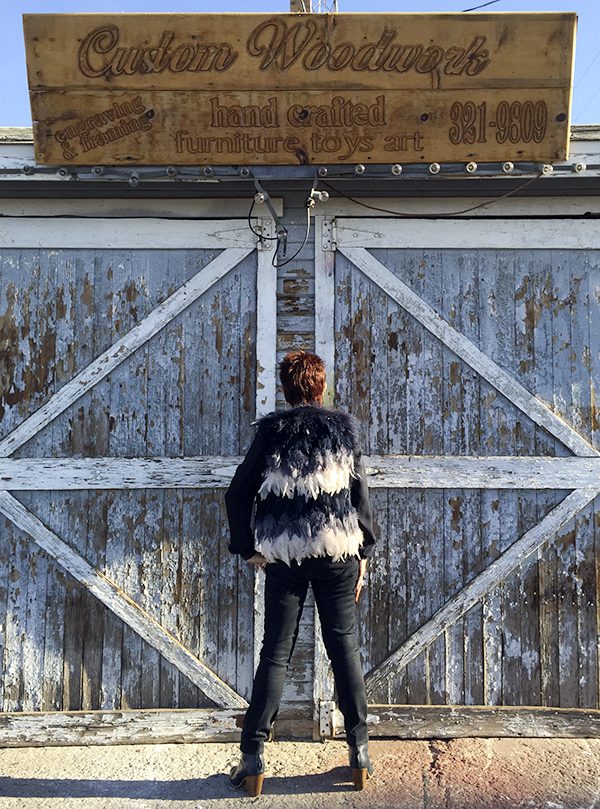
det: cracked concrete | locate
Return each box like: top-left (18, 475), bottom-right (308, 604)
top-left (1, 738), bottom-right (600, 808)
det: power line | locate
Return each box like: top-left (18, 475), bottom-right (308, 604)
top-left (462, 0), bottom-right (501, 11)
top-left (575, 46), bottom-right (600, 90)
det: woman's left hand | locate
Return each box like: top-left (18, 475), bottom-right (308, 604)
top-left (247, 552), bottom-right (268, 570)
top-left (355, 559), bottom-right (368, 603)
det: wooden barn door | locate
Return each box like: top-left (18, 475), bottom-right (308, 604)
top-left (0, 214), bottom-right (278, 743)
top-left (314, 214), bottom-right (600, 738)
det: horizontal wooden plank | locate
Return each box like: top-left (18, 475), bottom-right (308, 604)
top-left (0, 198), bottom-right (283, 217)
top-left (336, 218), bottom-right (600, 250)
top-left (25, 13), bottom-right (575, 92)
top-left (4, 456), bottom-right (600, 490)
top-left (0, 707), bottom-right (312, 747)
top-left (335, 705), bottom-right (600, 739)
top-left (0, 491), bottom-right (248, 710)
top-left (321, 197), bottom-right (600, 218)
top-left (0, 247), bottom-right (253, 459)
top-left (0, 218), bottom-right (257, 248)
top-left (29, 87), bottom-right (572, 166)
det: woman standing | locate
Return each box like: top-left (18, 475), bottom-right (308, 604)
top-left (225, 350), bottom-right (376, 796)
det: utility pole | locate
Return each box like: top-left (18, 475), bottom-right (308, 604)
top-left (290, 0), bottom-right (339, 13)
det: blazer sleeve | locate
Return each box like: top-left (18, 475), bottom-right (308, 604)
top-left (351, 452), bottom-right (376, 559)
top-left (225, 428), bottom-right (267, 560)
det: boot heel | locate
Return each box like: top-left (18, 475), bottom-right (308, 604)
top-left (244, 773), bottom-right (265, 797)
top-left (352, 767), bottom-right (369, 791)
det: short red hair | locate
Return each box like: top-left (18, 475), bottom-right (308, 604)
top-left (280, 350), bottom-right (326, 406)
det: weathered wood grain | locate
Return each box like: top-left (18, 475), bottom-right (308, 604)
top-left (24, 13), bottom-right (576, 92)
top-left (24, 13), bottom-right (574, 164)
top-left (336, 219), bottom-right (600, 252)
top-left (341, 247), bottom-right (596, 458)
top-left (0, 247), bottom-right (253, 459)
top-left (365, 487), bottom-right (600, 698)
top-left (355, 705), bottom-right (600, 739)
top-left (0, 491), bottom-right (247, 709)
top-left (1, 220), bottom-right (256, 250)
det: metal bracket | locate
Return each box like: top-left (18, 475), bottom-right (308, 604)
top-left (321, 217), bottom-right (337, 251)
top-left (319, 699), bottom-right (343, 738)
top-left (319, 700), bottom-right (336, 737)
top-left (253, 177), bottom-right (288, 256)
top-left (255, 218), bottom-right (275, 250)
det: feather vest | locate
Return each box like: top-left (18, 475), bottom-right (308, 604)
top-left (253, 405), bottom-right (364, 565)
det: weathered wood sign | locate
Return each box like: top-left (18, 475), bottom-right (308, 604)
top-left (23, 13), bottom-right (576, 165)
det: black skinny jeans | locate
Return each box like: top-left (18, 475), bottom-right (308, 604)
top-left (240, 555), bottom-right (369, 754)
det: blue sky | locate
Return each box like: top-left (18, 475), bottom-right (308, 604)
top-left (3, 0), bottom-right (598, 126)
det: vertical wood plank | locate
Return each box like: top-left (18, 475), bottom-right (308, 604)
top-left (552, 251), bottom-right (579, 708)
top-left (535, 249), bottom-right (562, 708)
top-left (478, 249), bottom-right (503, 706)
top-left (514, 255), bottom-right (541, 706)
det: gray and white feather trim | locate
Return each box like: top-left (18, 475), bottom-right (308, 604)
top-left (257, 515), bottom-right (364, 566)
top-left (258, 449), bottom-right (355, 500)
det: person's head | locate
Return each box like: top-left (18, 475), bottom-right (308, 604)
top-left (279, 350), bottom-right (327, 406)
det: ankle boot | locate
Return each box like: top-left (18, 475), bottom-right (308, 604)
top-left (229, 752), bottom-right (265, 797)
top-left (348, 743), bottom-right (373, 790)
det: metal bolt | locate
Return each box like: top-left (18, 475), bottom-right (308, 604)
top-left (317, 167), bottom-right (328, 177)
top-left (128, 172), bottom-right (140, 187)
top-left (541, 164), bottom-right (554, 176)
top-left (465, 161), bottom-right (477, 173)
top-left (239, 167), bottom-right (250, 177)
top-left (502, 161), bottom-right (514, 173)
top-left (574, 162), bottom-right (587, 173)
top-left (166, 166), bottom-right (177, 177)
top-left (254, 192), bottom-right (266, 204)
top-left (317, 190), bottom-right (329, 202)
top-left (203, 166), bottom-right (214, 176)
top-left (429, 162), bottom-right (441, 174)
top-left (354, 164), bottom-right (366, 175)
top-left (91, 166), bottom-right (104, 176)
top-left (391, 164), bottom-right (403, 176)
top-left (57, 167), bottom-right (71, 178)
top-left (22, 165), bottom-right (34, 175)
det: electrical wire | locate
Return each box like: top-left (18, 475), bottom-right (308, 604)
top-left (247, 197), bottom-right (279, 241)
top-left (462, 0), bottom-right (501, 10)
top-left (319, 172), bottom-right (544, 219)
top-left (574, 45), bottom-right (600, 90)
top-left (273, 204), bottom-right (312, 268)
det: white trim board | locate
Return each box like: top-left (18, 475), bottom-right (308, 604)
top-left (335, 217), bottom-right (600, 250)
top-left (322, 197), bottom-right (600, 218)
top-left (0, 198), bottom-right (283, 218)
top-left (0, 218), bottom-right (258, 249)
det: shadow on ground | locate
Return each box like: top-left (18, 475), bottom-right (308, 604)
top-left (0, 768), bottom-right (353, 801)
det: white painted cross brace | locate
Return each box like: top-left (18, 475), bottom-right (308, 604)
top-left (0, 490), bottom-right (248, 710)
top-left (339, 246), bottom-right (598, 459)
top-left (365, 486), bottom-right (600, 697)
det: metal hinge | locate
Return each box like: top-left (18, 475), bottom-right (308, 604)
top-left (321, 217), bottom-right (337, 252)
top-left (255, 218), bottom-right (275, 250)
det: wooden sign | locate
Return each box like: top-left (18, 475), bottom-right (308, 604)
top-left (23, 13), bottom-right (576, 166)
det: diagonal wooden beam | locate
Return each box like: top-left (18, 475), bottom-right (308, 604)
top-left (0, 247), bottom-right (254, 459)
top-left (365, 486), bottom-right (600, 698)
top-left (339, 247), bottom-right (598, 459)
top-left (0, 491), bottom-right (248, 710)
